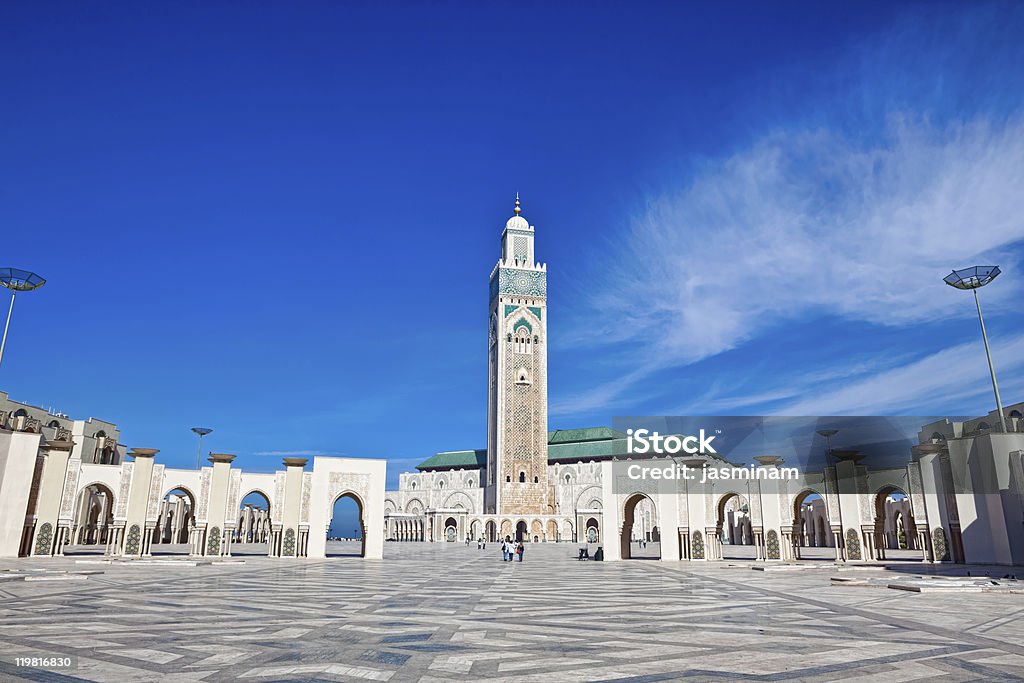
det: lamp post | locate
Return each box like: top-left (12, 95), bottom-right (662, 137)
top-left (0, 268), bottom-right (47, 371)
top-left (191, 427), bottom-right (213, 470)
top-left (944, 266), bottom-right (1007, 433)
top-left (816, 429), bottom-right (844, 560)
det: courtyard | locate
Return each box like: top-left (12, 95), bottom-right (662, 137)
top-left (1, 542), bottom-right (1023, 682)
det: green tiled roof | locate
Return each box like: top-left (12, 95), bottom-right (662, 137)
top-left (416, 427), bottom-right (627, 471)
top-left (415, 449), bottom-right (487, 471)
top-left (414, 425), bottom-right (726, 471)
top-left (546, 437), bottom-right (630, 462)
top-left (547, 427), bottom-right (626, 443)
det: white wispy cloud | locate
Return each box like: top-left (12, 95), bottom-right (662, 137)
top-left (556, 8), bottom-right (1024, 418)
top-left (776, 333), bottom-right (1024, 416)
top-left (557, 116), bottom-right (1024, 414)
top-left (605, 117), bottom-right (1024, 359)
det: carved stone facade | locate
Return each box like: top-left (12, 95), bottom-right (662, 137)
top-left (114, 463), bottom-right (132, 520)
top-left (488, 198), bottom-right (550, 516)
top-left (300, 472), bottom-right (312, 525)
top-left (59, 459), bottom-right (81, 522)
top-left (146, 464), bottom-right (165, 522)
top-left (327, 472), bottom-right (371, 514)
top-left (196, 468), bottom-right (211, 522)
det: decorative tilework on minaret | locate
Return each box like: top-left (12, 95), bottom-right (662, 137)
top-left (486, 196), bottom-right (550, 518)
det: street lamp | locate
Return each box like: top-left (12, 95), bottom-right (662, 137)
top-left (191, 427), bottom-right (213, 469)
top-left (944, 266), bottom-right (1006, 433)
top-left (0, 268), bottom-right (46, 370)
top-left (816, 429), bottom-right (844, 560)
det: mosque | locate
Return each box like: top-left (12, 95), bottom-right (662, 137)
top-left (380, 199), bottom-right (1024, 566)
top-left (1, 198), bottom-right (1023, 565)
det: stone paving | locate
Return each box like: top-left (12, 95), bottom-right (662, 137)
top-left (1, 541), bottom-right (1023, 681)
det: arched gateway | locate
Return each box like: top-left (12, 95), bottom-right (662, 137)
top-left (18, 449), bottom-right (386, 560)
top-left (328, 492), bottom-right (366, 557)
top-left (620, 493), bottom-right (660, 560)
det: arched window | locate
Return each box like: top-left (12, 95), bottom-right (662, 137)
top-left (565, 474), bottom-right (571, 484)
top-left (513, 326), bottom-right (532, 354)
top-left (1010, 410), bottom-right (1022, 419)
top-left (411, 481), bottom-right (416, 490)
top-left (438, 480), bottom-right (445, 490)
top-left (519, 471), bottom-right (526, 483)
top-left (977, 421), bottom-right (991, 431)
top-left (506, 475), bottom-right (511, 482)
top-left (47, 420), bottom-right (60, 429)
top-left (533, 475), bottom-right (539, 483)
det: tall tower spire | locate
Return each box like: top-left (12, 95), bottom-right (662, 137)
top-left (486, 197), bottom-right (549, 518)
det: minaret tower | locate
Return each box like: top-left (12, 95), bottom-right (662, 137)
top-left (486, 195), bottom-right (549, 516)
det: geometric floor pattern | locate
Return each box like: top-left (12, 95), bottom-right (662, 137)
top-left (1, 542), bottom-right (1023, 681)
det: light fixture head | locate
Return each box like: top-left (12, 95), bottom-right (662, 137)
top-left (191, 427), bottom-right (213, 436)
top-left (0, 268), bottom-right (46, 292)
top-left (944, 265), bottom-right (1001, 290)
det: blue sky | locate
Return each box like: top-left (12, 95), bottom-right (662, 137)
top-left (3, 2), bottom-right (1024, 502)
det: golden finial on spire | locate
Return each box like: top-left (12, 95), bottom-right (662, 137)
top-left (514, 192), bottom-right (521, 215)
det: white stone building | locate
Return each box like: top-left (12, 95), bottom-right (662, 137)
top-left (383, 200), bottom-right (1024, 568)
top-left (0, 392), bottom-right (387, 560)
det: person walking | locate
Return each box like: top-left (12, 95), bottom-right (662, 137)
top-left (517, 540), bottom-right (525, 562)
top-left (501, 538), bottom-right (508, 561)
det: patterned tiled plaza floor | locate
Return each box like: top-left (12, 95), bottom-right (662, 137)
top-left (1, 542), bottom-right (1024, 681)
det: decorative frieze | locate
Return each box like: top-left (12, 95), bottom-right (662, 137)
top-left (146, 464), bottom-right (165, 521)
top-left (301, 473), bottom-right (312, 524)
top-left (207, 526), bottom-right (221, 555)
top-left (691, 529), bottom-right (705, 559)
top-left (845, 528), bottom-right (862, 560)
top-left (907, 462), bottom-right (927, 525)
top-left (34, 523), bottom-right (53, 555)
top-left (114, 463), bottom-right (133, 520)
top-left (490, 266), bottom-right (547, 301)
top-left (766, 529), bottom-right (780, 559)
top-left (125, 524), bottom-right (141, 555)
top-left (58, 459), bottom-right (82, 521)
top-left (748, 482), bottom-right (763, 525)
top-left (196, 469), bottom-right (211, 521)
top-left (327, 472), bottom-right (370, 506)
top-left (272, 472), bottom-right (286, 524)
top-left (226, 470), bottom-right (242, 521)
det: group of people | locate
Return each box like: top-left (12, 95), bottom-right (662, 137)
top-left (466, 535), bottom-right (525, 562)
top-left (501, 536), bottom-right (525, 562)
